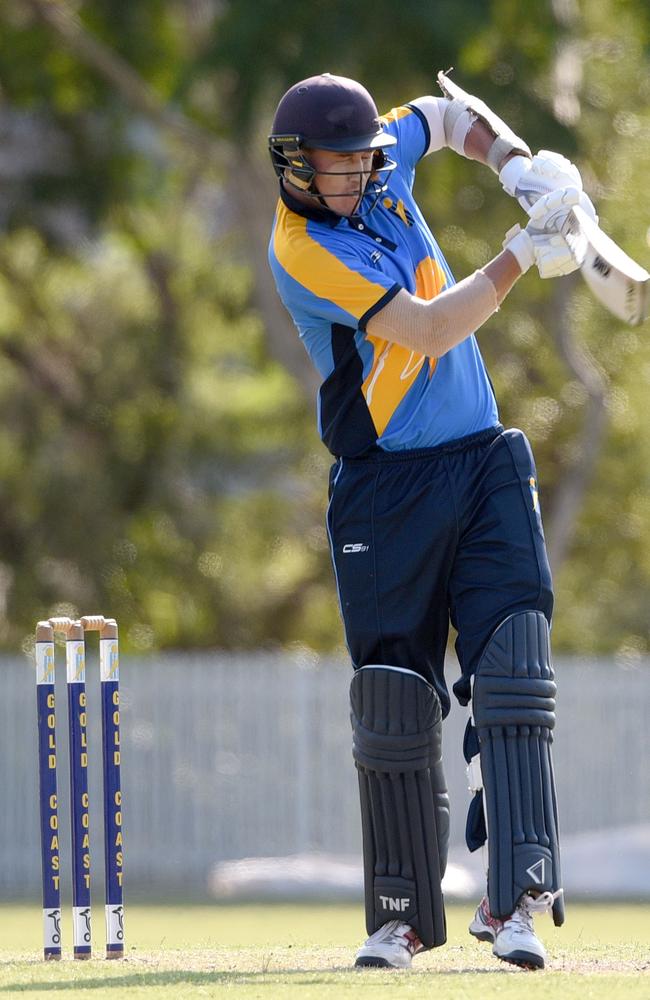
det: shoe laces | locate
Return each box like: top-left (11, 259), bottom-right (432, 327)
top-left (372, 920), bottom-right (422, 955)
top-left (372, 920), bottom-right (408, 941)
top-left (507, 889), bottom-right (563, 933)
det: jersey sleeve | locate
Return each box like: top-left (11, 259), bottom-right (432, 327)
top-left (380, 98), bottom-right (447, 187)
top-left (270, 208), bottom-right (401, 332)
top-left (408, 96), bottom-right (447, 155)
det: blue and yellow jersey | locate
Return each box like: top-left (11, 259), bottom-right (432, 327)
top-left (268, 101), bottom-right (499, 456)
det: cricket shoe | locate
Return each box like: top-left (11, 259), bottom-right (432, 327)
top-left (471, 891), bottom-right (558, 970)
top-left (468, 894), bottom-right (503, 943)
top-left (354, 920), bottom-right (423, 968)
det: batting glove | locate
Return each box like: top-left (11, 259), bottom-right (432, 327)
top-left (503, 186), bottom-right (581, 278)
top-left (500, 149), bottom-right (598, 224)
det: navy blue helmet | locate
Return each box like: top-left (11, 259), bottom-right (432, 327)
top-left (268, 73), bottom-right (396, 212)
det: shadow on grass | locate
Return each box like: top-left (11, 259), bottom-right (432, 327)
top-left (2, 966), bottom-right (511, 990)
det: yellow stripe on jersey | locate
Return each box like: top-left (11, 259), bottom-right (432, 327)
top-left (379, 106), bottom-right (414, 126)
top-left (362, 338), bottom-right (428, 435)
top-left (415, 256), bottom-right (447, 300)
top-left (273, 201), bottom-right (390, 320)
top-left (360, 256), bottom-right (447, 435)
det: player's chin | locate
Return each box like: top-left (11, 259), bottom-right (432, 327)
top-left (327, 194), bottom-right (361, 217)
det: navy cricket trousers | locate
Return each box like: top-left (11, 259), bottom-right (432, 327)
top-left (326, 425), bottom-right (554, 718)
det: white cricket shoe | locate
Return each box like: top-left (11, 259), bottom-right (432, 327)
top-left (354, 920), bottom-right (423, 968)
top-left (469, 894), bottom-right (503, 943)
top-left (470, 891), bottom-right (558, 970)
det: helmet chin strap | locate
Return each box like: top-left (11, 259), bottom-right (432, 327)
top-left (284, 171), bottom-right (331, 210)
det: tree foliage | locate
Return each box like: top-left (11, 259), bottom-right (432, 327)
top-left (0, 0), bottom-right (649, 657)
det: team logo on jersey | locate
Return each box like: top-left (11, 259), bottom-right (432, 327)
top-left (382, 196), bottom-right (414, 227)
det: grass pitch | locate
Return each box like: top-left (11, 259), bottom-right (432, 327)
top-left (0, 902), bottom-right (648, 998)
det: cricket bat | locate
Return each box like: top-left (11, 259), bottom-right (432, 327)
top-left (561, 205), bottom-right (650, 326)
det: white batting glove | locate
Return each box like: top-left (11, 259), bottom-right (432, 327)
top-left (500, 149), bottom-right (598, 224)
top-left (503, 186), bottom-right (581, 278)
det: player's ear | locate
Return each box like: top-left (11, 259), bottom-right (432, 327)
top-left (370, 148), bottom-right (386, 180)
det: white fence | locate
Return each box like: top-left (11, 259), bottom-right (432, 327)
top-left (1, 650), bottom-right (649, 899)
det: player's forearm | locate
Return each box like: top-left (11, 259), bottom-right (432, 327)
top-left (483, 249), bottom-right (523, 303)
top-left (463, 119), bottom-right (525, 173)
top-left (366, 258), bottom-right (522, 359)
top-left (437, 71), bottom-right (531, 173)
top-left (411, 88), bottom-right (532, 173)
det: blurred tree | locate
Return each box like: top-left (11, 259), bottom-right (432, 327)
top-left (1, 0), bottom-right (331, 651)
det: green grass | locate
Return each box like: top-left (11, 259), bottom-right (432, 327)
top-left (1, 902), bottom-right (648, 998)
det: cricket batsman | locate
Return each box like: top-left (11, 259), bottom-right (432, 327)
top-left (267, 71), bottom-right (594, 970)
